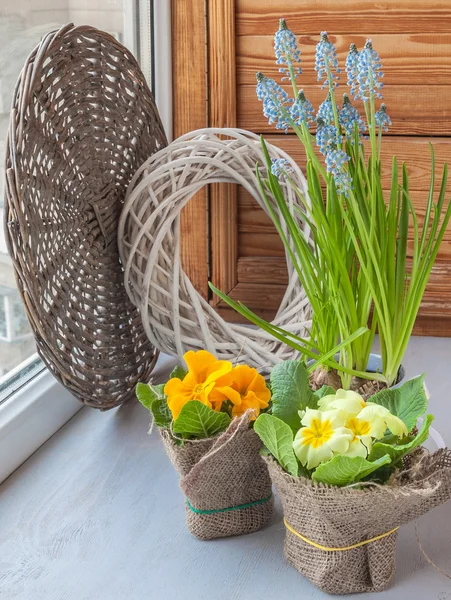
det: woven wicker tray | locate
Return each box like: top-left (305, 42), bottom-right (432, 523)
top-left (4, 24), bottom-right (167, 409)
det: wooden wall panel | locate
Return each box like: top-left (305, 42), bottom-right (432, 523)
top-left (238, 85), bottom-right (451, 135)
top-left (238, 188), bottom-right (451, 261)
top-left (208, 0), bottom-right (238, 302)
top-left (267, 136), bottom-right (451, 192)
top-left (235, 1), bottom-right (451, 35)
top-left (173, 0), bottom-right (451, 335)
top-left (237, 34), bottom-right (451, 87)
top-left (172, 0), bottom-right (208, 297)
top-left (234, 257), bottom-right (451, 318)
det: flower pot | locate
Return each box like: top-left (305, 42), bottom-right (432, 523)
top-left (266, 451), bottom-right (451, 594)
top-left (367, 353), bottom-right (405, 385)
top-left (160, 414), bottom-right (274, 540)
top-left (308, 352), bottom-right (405, 393)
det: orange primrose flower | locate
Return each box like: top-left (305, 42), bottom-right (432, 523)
top-left (225, 365), bottom-right (271, 419)
top-left (164, 350), bottom-right (234, 418)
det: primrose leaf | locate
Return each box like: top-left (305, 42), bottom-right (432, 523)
top-left (151, 396), bottom-right (172, 428)
top-left (254, 414), bottom-right (299, 476)
top-left (136, 382), bottom-right (164, 410)
top-left (368, 374), bottom-right (427, 432)
top-left (368, 414), bottom-right (434, 464)
top-left (172, 401), bottom-right (231, 439)
top-left (270, 360), bottom-right (316, 431)
top-left (314, 385), bottom-right (336, 400)
top-left (312, 454), bottom-right (392, 487)
top-left (136, 383), bottom-right (171, 427)
top-left (170, 365), bottom-right (188, 380)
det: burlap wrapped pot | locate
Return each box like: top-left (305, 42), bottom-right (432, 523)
top-left (266, 449), bottom-right (451, 594)
top-left (161, 414), bottom-right (274, 540)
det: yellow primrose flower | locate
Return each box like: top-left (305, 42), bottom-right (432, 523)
top-left (343, 416), bottom-right (373, 458)
top-left (293, 409), bottom-right (353, 469)
top-left (223, 365), bottom-right (271, 420)
top-left (358, 404), bottom-right (408, 439)
top-left (164, 350), bottom-right (234, 418)
top-left (318, 389), bottom-right (367, 416)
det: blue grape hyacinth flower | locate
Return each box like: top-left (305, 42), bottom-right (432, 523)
top-left (357, 39), bottom-right (384, 102)
top-left (291, 89), bottom-right (315, 127)
top-left (325, 144), bottom-right (352, 196)
top-left (271, 157), bottom-right (294, 180)
top-left (256, 72), bottom-right (292, 132)
top-left (345, 43), bottom-right (360, 100)
top-left (315, 32), bottom-right (340, 89)
top-left (375, 103), bottom-right (392, 131)
top-left (316, 93), bottom-right (335, 125)
top-left (339, 94), bottom-right (366, 138)
top-left (316, 118), bottom-right (341, 155)
top-left (274, 18), bottom-right (302, 81)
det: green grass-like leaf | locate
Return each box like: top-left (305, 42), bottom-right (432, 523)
top-left (172, 401), bottom-right (231, 439)
top-left (254, 414), bottom-right (299, 476)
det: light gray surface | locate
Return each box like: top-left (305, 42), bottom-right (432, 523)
top-left (1, 340), bottom-right (451, 600)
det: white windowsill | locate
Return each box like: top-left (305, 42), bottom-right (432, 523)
top-left (0, 367), bottom-right (82, 483)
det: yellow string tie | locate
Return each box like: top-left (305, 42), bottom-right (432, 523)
top-left (284, 518), bottom-right (399, 552)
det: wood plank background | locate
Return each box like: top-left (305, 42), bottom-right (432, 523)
top-left (173, 0), bottom-right (451, 334)
top-left (172, 0), bottom-right (208, 298)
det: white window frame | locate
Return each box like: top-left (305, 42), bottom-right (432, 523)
top-left (0, 0), bottom-right (172, 484)
top-left (0, 293), bottom-right (33, 342)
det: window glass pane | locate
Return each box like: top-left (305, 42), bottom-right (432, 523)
top-left (0, 0), bottom-right (129, 381)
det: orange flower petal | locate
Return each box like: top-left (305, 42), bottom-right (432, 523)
top-left (204, 360), bottom-right (233, 386)
top-left (247, 389), bottom-right (270, 409)
top-left (232, 394), bottom-right (261, 420)
top-left (183, 350), bottom-right (218, 381)
top-left (214, 386), bottom-right (243, 406)
top-left (167, 394), bottom-right (192, 419)
top-left (164, 377), bottom-right (187, 398)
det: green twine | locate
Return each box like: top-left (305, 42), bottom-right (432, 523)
top-left (185, 493), bottom-right (273, 515)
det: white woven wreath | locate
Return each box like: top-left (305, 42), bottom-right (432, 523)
top-left (118, 128), bottom-right (312, 371)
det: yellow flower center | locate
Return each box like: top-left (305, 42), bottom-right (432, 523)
top-left (193, 384), bottom-right (204, 395)
top-left (347, 417), bottom-right (371, 437)
top-left (301, 418), bottom-right (333, 449)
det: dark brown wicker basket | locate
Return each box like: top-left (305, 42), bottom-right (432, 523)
top-left (4, 24), bottom-right (167, 409)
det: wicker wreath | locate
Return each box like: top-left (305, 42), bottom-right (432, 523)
top-left (118, 128), bottom-right (312, 371)
top-left (4, 24), bottom-right (167, 409)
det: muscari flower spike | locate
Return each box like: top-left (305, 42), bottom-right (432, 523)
top-left (315, 118), bottom-right (341, 155)
top-left (315, 31), bottom-right (340, 89)
top-left (290, 89), bottom-right (315, 127)
top-left (375, 103), bottom-right (392, 131)
top-left (345, 43), bottom-right (360, 100)
top-left (325, 144), bottom-right (352, 196)
top-left (274, 18), bottom-right (302, 81)
top-left (339, 93), bottom-right (366, 138)
top-left (271, 157), bottom-right (293, 180)
top-left (256, 72), bottom-right (292, 132)
top-left (316, 92), bottom-right (335, 125)
top-left (357, 39), bottom-right (384, 102)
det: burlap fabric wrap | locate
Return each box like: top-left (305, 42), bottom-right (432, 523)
top-left (266, 449), bottom-right (451, 594)
top-left (160, 414), bottom-right (274, 540)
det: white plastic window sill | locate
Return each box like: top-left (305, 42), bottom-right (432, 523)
top-left (0, 368), bottom-right (81, 483)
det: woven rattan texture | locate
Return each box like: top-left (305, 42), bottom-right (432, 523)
top-left (118, 128), bottom-right (312, 371)
top-left (4, 24), bottom-right (167, 409)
